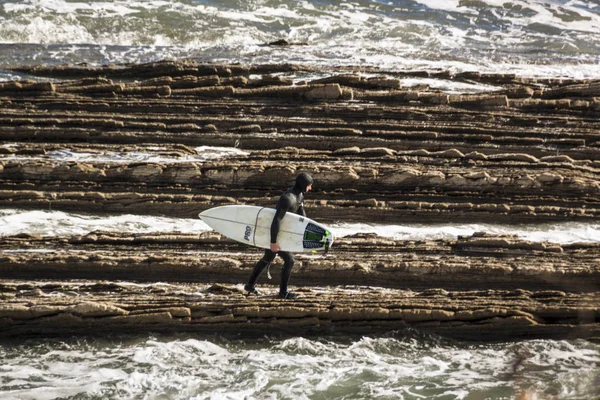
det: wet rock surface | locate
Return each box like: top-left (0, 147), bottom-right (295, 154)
top-left (1, 279), bottom-right (599, 341)
top-left (0, 232), bottom-right (598, 292)
top-left (1, 61), bottom-right (599, 340)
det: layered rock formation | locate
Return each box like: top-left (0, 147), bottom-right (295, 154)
top-left (1, 60), bottom-right (599, 340)
top-left (2, 279), bottom-right (599, 341)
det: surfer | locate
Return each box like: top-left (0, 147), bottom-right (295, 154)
top-left (244, 172), bottom-right (314, 299)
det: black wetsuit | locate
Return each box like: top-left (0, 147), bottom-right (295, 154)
top-left (245, 173), bottom-right (313, 297)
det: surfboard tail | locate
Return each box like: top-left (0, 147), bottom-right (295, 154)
top-left (303, 223), bottom-right (334, 250)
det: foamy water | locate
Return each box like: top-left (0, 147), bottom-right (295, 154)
top-left (0, 0), bottom-right (599, 79)
top-left (1, 209), bottom-right (599, 245)
top-left (0, 209), bottom-right (209, 237)
top-left (332, 221), bottom-right (600, 244)
top-left (0, 145), bottom-right (249, 163)
top-left (0, 334), bottom-right (598, 399)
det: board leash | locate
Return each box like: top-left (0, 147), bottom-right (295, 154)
top-left (267, 261), bottom-right (272, 279)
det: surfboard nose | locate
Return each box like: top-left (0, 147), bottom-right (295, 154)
top-left (198, 209), bottom-right (218, 223)
top-left (198, 207), bottom-right (220, 220)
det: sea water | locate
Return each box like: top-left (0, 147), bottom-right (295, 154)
top-left (0, 0), bottom-right (599, 81)
top-left (1, 333), bottom-right (599, 399)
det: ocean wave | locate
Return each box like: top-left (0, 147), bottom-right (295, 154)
top-left (1, 334), bottom-right (598, 399)
top-left (0, 0), bottom-right (599, 77)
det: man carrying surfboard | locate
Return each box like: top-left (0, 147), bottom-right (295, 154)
top-left (244, 172), bottom-right (314, 299)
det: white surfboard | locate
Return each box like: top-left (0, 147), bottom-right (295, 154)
top-left (199, 205), bottom-right (333, 252)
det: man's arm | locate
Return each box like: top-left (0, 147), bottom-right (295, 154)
top-left (296, 192), bottom-right (307, 217)
top-left (270, 195), bottom-right (293, 251)
top-left (297, 203), bottom-right (306, 217)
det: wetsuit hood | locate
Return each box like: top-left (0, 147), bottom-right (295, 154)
top-left (294, 172), bottom-right (313, 193)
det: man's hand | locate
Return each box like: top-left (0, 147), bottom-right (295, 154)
top-left (270, 243), bottom-right (280, 252)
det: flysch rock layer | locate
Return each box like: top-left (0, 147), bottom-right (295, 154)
top-left (0, 232), bottom-right (597, 292)
top-left (1, 60), bottom-right (599, 340)
top-left (1, 231), bottom-right (599, 340)
top-left (0, 61), bottom-right (598, 223)
top-left (1, 280), bottom-right (599, 342)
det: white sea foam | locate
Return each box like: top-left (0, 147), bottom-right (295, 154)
top-left (330, 221), bottom-right (600, 244)
top-left (401, 77), bottom-right (502, 93)
top-left (0, 209), bottom-right (210, 237)
top-left (1, 335), bottom-right (597, 399)
top-left (1, 209), bottom-right (598, 245)
top-left (0, 145), bottom-right (248, 163)
top-left (1, 249), bottom-right (56, 254)
top-left (0, 71), bottom-right (23, 81)
top-left (414, 0), bottom-right (600, 32)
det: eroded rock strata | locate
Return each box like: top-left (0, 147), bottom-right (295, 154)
top-left (1, 280), bottom-right (599, 341)
top-left (0, 232), bottom-right (597, 292)
top-left (1, 60), bottom-right (599, 340)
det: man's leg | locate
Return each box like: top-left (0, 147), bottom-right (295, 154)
top-left (245, 249), bottom-right (276, 294)
top-left (278, 251), bottom-right (297, 299)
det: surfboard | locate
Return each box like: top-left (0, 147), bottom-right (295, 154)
top-left (199, 205), bottom-right (333, 252)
